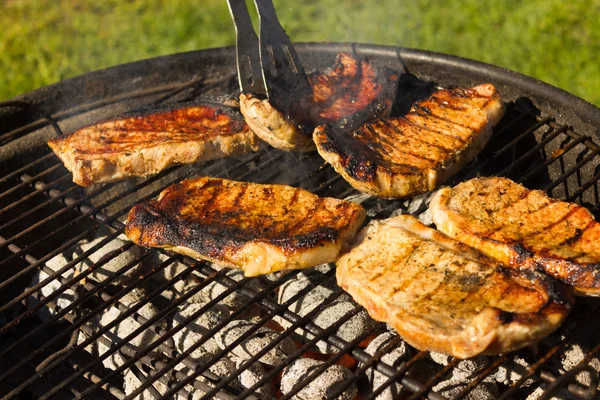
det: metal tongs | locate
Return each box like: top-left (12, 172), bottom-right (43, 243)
top-left (226, 0), bottom-right (315, 124)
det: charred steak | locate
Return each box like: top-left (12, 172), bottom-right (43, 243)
top-left (313, 84), bottom-right (505, 198)
top-left (125, 177), bottom-right (366, 276)
top-left (430, 177), bottom-right (600, 296)
top-left (48, 102), bottom-right (259, 186)
top-left (239, 53), bottom-right (398, 151)
top-left (336, 215), bottom-right (571, 358)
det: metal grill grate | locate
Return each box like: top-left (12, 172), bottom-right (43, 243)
top-left (1, 66), bottom-right (600, 400)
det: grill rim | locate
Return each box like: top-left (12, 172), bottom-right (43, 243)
top-left (3, 42), bottom-right (599, 141)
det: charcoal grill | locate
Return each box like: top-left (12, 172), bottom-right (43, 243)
top-left (1, 42), bottom-right (600, 400)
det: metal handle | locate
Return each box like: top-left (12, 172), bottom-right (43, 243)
top-left (226, 0), bottom-right (265, 94)
top-left (253, 0), bottom-right (314, 122)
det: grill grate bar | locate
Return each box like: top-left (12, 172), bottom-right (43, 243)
top-left (0, 174), bottom-right (77, 231)
top-left (3, 255), bottom-right (210, 399)
top-left (233, 295), bottom-right (363, 399)
top-left (69, 363), bottom-right (126, 400)
top-left (278, 326), bottom-right (374, 400)
top-left (0, 244), bottom-right (153, 382)
top-left (0, 163), bottom-right (63, 203)
top-left (128, 365), bottom-right (164, 399)
top-left (408, 359), bottom-right (462, 400)
top-left (558, 121), bottom-right (600, 153)
top-left (70, 291), bottom-right (244, 400)
top-left (125, 270), bottom-right (343, 400)
top-left (0, 160), bottom-right (193, 269)
top-left (519, 134), bottom-right (588, 185)
top-left (365, 351), bottom-right (433, 400)
top-left (0, 100), bottom-right (64, 146)
top-left (193, 273), bottom-right (359, 400)
top-left (0, 326), bottom-right (109, 400)
top-left (497, 124), bottom-right (568, 178)
top-left (28, 284), bottom-right (242, 400)
top-left (0, 229), bottom-right (129, 317)
top-left (0, 153), bottom-right (55, 184)
top-left (138, 279), bottom-right (361, 400)
top-left (462, 116), bottom-right (553, 180)
top-left (453, 355), bottom-right (511, 400)
top-left (0, 178), bottom-right (120, 258)
top-left (567, 168), bottom-right (600, 203)
top-left (538, 368), bottom-right (598, 400)
top-left (71, 267), bottom-right (279, 399)
top-left (0, 173), bottom-right (74, 217)
top-left (150, 358), bottom-right (238, 400)
top-left (498, 343), bottom-right (570, 399)
top-left (321, 334), bottom-right (405, 400)
top-left (0, 238), bottom-right (146, 358)
top-left (544, 148), bottom-right (600, 193)
top-left (0, 153), bottom-right (55, 185)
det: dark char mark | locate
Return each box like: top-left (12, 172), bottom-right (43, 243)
top-left (364, 124), bottom-right (439, 165)
top-left (497, 311), bottom-right (514, 324)
top-left (320, 125), bottom-right (379, 182)
top-left (495, 264), bottom-right (573, 308)
top-left (311, 55), bottom-right (399, 132)
top-left (413, 107), bottom-right (471, 130)
top-left (401, 114), bottom-right (467, 145)
top-left (129, 192), bottom-right (342, 262)
top-left (380, 119), bottom-right (453, 153)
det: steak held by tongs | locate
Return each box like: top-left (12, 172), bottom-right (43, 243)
top-left (314, 84), bottom-right (505, 198)
top-left (228, 0), bottom-right (398, 151)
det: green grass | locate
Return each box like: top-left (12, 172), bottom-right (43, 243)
top-left (1, 0), bottom-right (599, 106)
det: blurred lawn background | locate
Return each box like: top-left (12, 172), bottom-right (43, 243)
top-left (1, 0), bottom-right (599, 106)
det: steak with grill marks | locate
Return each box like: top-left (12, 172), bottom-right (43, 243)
top-left (336, 215), bottom-right (571, 358)
top-left (430, 177), bottom-right (600, 296)
top-left (313, 84), bottom-right (505, 198)
top-left (239, 53), bottom-right (398, 151)
top-left (125, 177), bottom-right (366, 277)
top-left (48, 102), bottom-right (259, 186)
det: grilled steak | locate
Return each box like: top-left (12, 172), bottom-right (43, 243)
top-left (239, 53), bottom-right (398, 151)
top-left (239, 93), bottom-right (315, 152)
top-left (430, 177), bottom-right (600, 296)
top-left (48, 102), bottom-right (259, 186)
top-left (336, 215), bottom-right (571, 358)
top-left (125, 177), bottom-right (366, 276)
top-left (313, 84), bottom-right (505, 198)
